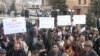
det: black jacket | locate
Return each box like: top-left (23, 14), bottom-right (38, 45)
top-left (7, 49), bottom-right (27, 56)
top-left (1, 42), bottom-right (13, 52)
top-left (81, 49), bottom-right (98, 56)
top-left (48, 50), bottom-right (63, 56)
top-left (93, 37), bottom-right (100, 56)
top-left (97, 19), bottom-right (100, 28)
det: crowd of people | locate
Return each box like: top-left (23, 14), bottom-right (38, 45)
top-left (0, 18), bottom-right (100, 56)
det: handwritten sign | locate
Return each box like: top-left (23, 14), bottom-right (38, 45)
top-left (73, 15), bottom-right (86, 25)
top-left (3, 17), bottom-right (26, 35)
top-left (39, 17), bottom-right (54, 28)
top-left (57, 15), bottom-right (71, 26)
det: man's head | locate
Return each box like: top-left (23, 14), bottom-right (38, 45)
top-left (52, 43), bottom-right (60, 53)
top-left (38, 37), bottom-right (44, 45)
top-left (79, 34), bottom-right (85, 43)
top-left (84, 40), bottom-right (93, 52)
top-left (13, 42), bottom-right (21, 51)
top-left (0, 49), bottom-right (6, 56)
top-left (17, 35), bottom-right (23, 42)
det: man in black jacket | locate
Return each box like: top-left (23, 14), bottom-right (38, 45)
top-left (93, 37), bottom-right (100, 56)
top-left (7, 42), bottom-right (27, 56)
top-left (48, 43), bottom-right (63, 56)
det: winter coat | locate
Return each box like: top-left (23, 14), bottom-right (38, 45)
top-left (7, 49), bottom-right (27, 56)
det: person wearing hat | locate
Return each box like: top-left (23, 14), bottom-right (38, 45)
top-left (81, 40), bottom-right (98, 56)
top-left (0, 48), bottom-right (6, 56)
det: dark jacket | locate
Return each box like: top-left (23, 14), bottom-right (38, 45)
top-left (93, 37), bottom-right (100, 56)
top-left (81, 49), bottom-right (98, 56)
top-left (7, 49), bottom-right (27, 56)
top-left (97, 18), bottom-right (100, 28)
top-left (48, 50), bottom-right (63, 56)
top-left (1, 42), bottom-right (13, 52)
top-left (34, 43), bottom-right (46, 56)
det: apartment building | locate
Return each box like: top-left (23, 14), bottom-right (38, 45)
top-left (66, 0), bottom-right (92, 14)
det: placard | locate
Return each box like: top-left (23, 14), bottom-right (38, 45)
top-left (32, 0), bottom-right (42, 5)
top-left (57, 15), bottom-right (71, 26)
top-left (3, 17), bottom-right (26, 34)
top-left (39, 17), bottom-right (54, 28)
top-left (73, 15), bottom-right (86, 25)
top-left (27, 0), bottom-right (42, 5)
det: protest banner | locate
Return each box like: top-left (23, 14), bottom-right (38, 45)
top-left (28, 0), bottom-right (42, 5)
top-left (73, 15), bottom-right (86, 25)
top-left (39, 17), bottom-right (54, 29)
top-left (57, 15), bottom-right (71, 26)
top-left (3, 17), bottom-right (26, 35)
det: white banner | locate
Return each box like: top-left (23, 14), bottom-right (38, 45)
top-left (33, 0), bottom-right (42, 5)
top-left (16, 0), bottom-right (23, 3)
top-left (3, 17), bottom-right (26, 35)
top-left (73, 15), bottom-right (86, 25)
top-left (39, 17), bottom-right (54, 29)
top-left (57, 15), bottom-right (71, 26)
top-left (27, 0), bottom-right (42, 5)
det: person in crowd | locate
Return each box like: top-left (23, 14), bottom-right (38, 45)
top-left (17, 35), bottom-right (28, 54)
top-left (0, 48), bottom-right (6, 56)
top-left (63, 39), bottom-right (75, 56)
top-left (97, 17), bottom-right (100, 34)
top-left (91, 29), bottom-right (99, 43)
top-left (88, 33), bottom-right (93, 40)
top-left (79, 34), bottom-right (86, 48)
top-left (72, 34), bottom-right (85, 56)
top-left (81, 40), bottom-right (99, 56)
top-left (31, 51), bottom-right (39, 56)
top-left (57, 35), bottom-right (64, 52)
top-left (34, 37), bottom-right (46, 56)
top-left (93, 36), bottom-right (100, 56)
top-left (32, 34), bottom-right (42, 51)
top-left (72, 40), bottom-right (82, 56)
top-left (1, 35), bottom-right (13, 52)
top-left (7, 42), bottom-right (27, 56)
top-left (0, 34), bottom-right (3, 46)
top-left (76, 24), bottom-right (81, 33)
top-left (48, 43), bottom-right (63, 56)
top-left (42, 30), bottom-right (52, 54)
top-left (48, 31), bottom-right (56, 45)
top-left (25, 9), bottom-right (29, 18)
top-left (11, 34), bottom-right (18, 45)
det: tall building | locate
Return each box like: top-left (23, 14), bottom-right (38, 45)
top-left (66, 0), bottom-right (91, 14)
top-left (41, 0), bottom-right (52, 10)
top-left (26, 0), bottom-right (52, 10)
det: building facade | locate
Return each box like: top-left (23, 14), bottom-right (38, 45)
top-left (66, 0), bottom-right (92, 14)
top-left (0, 0), bottom-right (93, 14)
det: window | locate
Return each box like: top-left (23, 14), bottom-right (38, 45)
top-left (91, 0), bottom-right (94, 2)
top-left (76, 9), bottom-right (81, 15)
top-left (84, 0), bottom-right (86, 4)
top-left (78, 0), bottom-right (81, 5)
